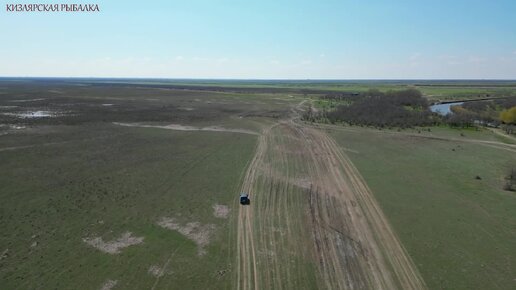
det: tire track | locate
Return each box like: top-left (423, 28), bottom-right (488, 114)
top-left (305, 127), bottom-right (426, 289)
top-left (236, 127), bottom-right (270, 290)
top-left (234, 119), bottom-right (426, 289)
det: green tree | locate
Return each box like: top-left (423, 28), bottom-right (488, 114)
top-left (500, 106), bottom-right (516, 124)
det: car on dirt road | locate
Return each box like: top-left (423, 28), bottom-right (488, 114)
top-left (240, 193), bottom-right (250, 205)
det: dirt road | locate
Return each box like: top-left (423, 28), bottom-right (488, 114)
top-left (315, 123), bottom-right (516, 153)
top-left (234, 120), bottom-right (426, 289)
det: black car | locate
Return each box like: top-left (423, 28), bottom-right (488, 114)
top-left (240, 193), bottom-right (250, 205)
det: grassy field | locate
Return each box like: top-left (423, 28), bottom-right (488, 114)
top-left (326, 125), bottom-right (516, 290)
top-left (4, 78), bottom-right (515, 102)
top-left (0, 80), bottom-right (301, 289)
top-left (1, 125), bottom-right (256, 289)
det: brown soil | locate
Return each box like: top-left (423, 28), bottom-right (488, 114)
top-left (234, 117), bottom-right (426, 289)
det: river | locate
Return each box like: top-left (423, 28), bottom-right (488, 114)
top-left (430, 101), bottom-right (464, 115)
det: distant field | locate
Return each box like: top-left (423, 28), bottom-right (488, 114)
top-left (326, 125), bottom-right (516, 290)
top-left (3, 78), bottom-right (515, 102)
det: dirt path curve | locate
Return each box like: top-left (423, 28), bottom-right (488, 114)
top-left (486, 127), bottom-right (516, 143)
top-left (234, 115), bottom-right (426, 289)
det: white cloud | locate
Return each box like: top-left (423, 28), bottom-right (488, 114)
top-left (468, 56), bottom-right (487, 63)
top-left (409, 53), bottom-right (421, 61)
top-left (175, 56), bottom-right (184, 61)
top-left (438, 55), bottom-right (460, 65)
top-left (408, 53), bottom-right (422, 66)
top-left (2, 52), bottom-right (516, 79)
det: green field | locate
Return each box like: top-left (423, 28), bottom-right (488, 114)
top-left (1, 125), bottom-right (257, 289)
top-left (59, 78), bottom-right (516, 102)
top-left (0, 80), bottom-right (299, 289)
top-left (326, 125), bottom-right (516, 289)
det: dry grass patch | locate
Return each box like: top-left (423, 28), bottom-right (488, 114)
top-left (0, 249), bottom-right (8, 261)
top-left (99, 279), bottom-right (118, 290)
top-left (212, 204), bottom-right (230, 218)
top-left (148, 264), bottom-right (173, 278)
top-left (157, 217), bottom-right (215, 255)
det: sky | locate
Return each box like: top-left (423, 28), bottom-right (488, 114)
top-left (1, 0), bottom-right (516, 79)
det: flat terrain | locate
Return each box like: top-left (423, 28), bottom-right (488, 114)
top-left (0, 80), bottom-right (295, 289)
top-left (38, 78), bottom-right (516, 102)
top-left (235, 119), bottom-right (425, 289)
top-left (0, 79), bottom-right (515, 289)
top-left (4, 78), bottom-right (515, 102)
top-left (325, 125), bottom-right (516, 289)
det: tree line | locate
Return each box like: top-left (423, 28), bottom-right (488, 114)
top-left (304, 88), bottom-right (436, 128)
top-left (304, 89), bottom-right (516, 131)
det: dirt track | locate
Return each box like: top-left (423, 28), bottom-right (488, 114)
top-left (315, 123), bottom-right (516, 153)
top-left (234, 120), bottom-right (426, 289)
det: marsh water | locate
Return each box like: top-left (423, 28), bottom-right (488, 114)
top-left (430, 102), bottom-right (464, 115)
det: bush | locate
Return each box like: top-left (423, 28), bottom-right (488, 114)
top-left (504, 168), bottom-right (516, 192)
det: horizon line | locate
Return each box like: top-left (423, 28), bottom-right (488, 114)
top-left (1, 76), bottom-right (516, 82)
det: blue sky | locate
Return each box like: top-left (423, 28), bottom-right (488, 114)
top-left (1, 0), bottom-right (516, 79)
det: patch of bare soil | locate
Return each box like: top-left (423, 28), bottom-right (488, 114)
top-left (8, 98), bottom-right (45, 103)
top-left (213, 204), bottom-right (230, 218)
top-left (113, 122), bottom-right (259, 135)
top-left (157, 217), bottom-right (215, 256)
top-left (0, 249), bottom-right (8, 261)
top-left (148, 265), bottom-right (172, 277)
top-left (179, 107), bottom-right (195, 111)
top-left (99, 279), bottom-right (118, 290)
top-left (1, 111), bottom-right (57, 118)
top-left (10, 125), bottom-right (26, 130)
top-left (83, 232), bottom-right (144, 254)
